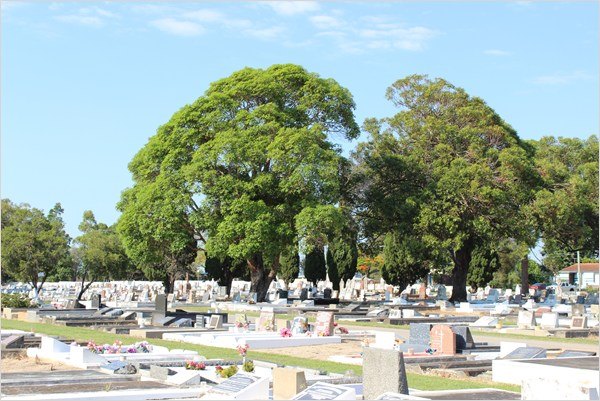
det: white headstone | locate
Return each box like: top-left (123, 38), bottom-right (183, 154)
top-left (540, 312), bottom-right (559, 329)
top-left (517, 310), bottom-right (535, 328)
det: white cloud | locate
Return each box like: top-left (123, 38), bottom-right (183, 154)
top-left (265, 1), bottom-right (320, 16)
top-left (243, 26), bottom-right (284, 40)
top-left (358, 25), bottom-right (438, 51)
top-left (185, 9), bottom-right (224, 22)
top-left (55, 15), bottom-right (104, 27)
top-left (484, 49), bottom-right (511, 56)
top-left (151, 18), bottom-right (204, 36)
top-left (533, 71), bottom-right (595, 85)
top-left (309, 15), bottom-right (343, 30)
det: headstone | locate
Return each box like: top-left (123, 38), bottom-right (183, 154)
top-left (323, 288), bottom-right (332, 299)
top-left (572, 304), bottom-right (585, 316)
top-left (292, 381), bottom-right (356, 400)
top-left (570, 316), bottom-right (588, 329)
top-left (156, 316), bottom-right (178, 326)
top-left (450, 326), bottom-right (474, 350)
top-left (408, 323), bottom-right (432, 346)
top-left (203, 372), bottom-right (269, 400)
top-left (418, 284), bottom-right (426, 299)
top-left (523, 299), bottom-right (536, 310)
top-left (402, 309), bottom-right (422, 318)
top-left (256, 311), bottom-right (275, 332)
top-left (502, 346), bottom-right (546, 360)
top-left (1, 335), bottom-right (24, 349)
top-left (372, 331), bottom-right (396, 350)
top-left (389, 309), bottom-right (402, 320)
top-left (155, 294), bottom-right (167, 316)
top-left (273, 368), bottom-right (307, 400)
top-left (517, 310), bottom-right (536, 328)
top-left (540, 312), bottom-right (559, 329)
top-left (208, 315), bottom-right (223, 329)
top-left (91, 294), bottom-right (101, 309)
top-left (471, 316), bottom-right (498, 327)
top-left (430, 325), bottom-right (456, 355)
top-left (367, 308), bottom-right (388, 317)
top-left (300, 288), bottom-right (308, 301)
top-left (291, 316), bottom-right (309, 335)
top-left (120, 311), bottom-right (137, 321)
top-left (362, 347), bottom-right (409, 400)
top-left (314, 311), bottom-right (334, 336)
top-left (437, 285), bottom-right (447, 300)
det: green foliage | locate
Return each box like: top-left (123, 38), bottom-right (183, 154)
top-left (304, 248), bottom-right (326, 284)
top-left (1, 199), bottom-right (71, 292)
top-left (242, 360), bottom-right (255, 373)
top-left (118, 64), bottom-right (359, 301)
top-left (279, 243), bottom-right (300, 285)
top-left (382, 233), bottom-right (430, 289)
top-left (218, 365), bottom-right (239, 378)
top-left (467, 246), bottom-right (499, 290)
top-left (204, 254), bottom-right (249, 293)
top-left (526, 136), bottom-right (599, 272)
top-left (355, 75), bottom-right (538, 301)
top-left (326, 230), bottom-right (358, 290)
top-left (527, 258), bottom-right (552, 284)
top-left (1, 293), bottom-right (32, 308)
top-left (73, 211), bottom-right (133, 299)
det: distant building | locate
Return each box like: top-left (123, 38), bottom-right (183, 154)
top-left (556, 263), bottom-right (599, 287)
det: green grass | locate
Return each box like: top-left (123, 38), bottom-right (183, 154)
top-left (1, 318), bottom-right (519, 393)
top-left (470, 328), bottom-right (598, 344)
top-left (342, 321), bottom-right (411, 330)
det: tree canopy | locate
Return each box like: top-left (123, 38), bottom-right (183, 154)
top-left (117, 64), bottom-right (359, 301)
top-left (356, 75), bottom-right (539, 301)
top-left (1, 200), bottom-right (71, 294)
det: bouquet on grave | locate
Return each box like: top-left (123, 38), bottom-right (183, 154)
top-left (279, 327), bottom-right (292, 337)
top-left (185, 360), bottom-right (206, 370)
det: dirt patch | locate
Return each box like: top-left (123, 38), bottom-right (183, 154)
top-left (1, 353), bottom-right (77, 373)
top-left (258, 339), bottom-right (363, 361)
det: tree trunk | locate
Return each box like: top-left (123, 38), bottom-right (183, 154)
top-left (163, 275), bottom-right (174, 294)
top-left (77, 280), bottom-right (94, 302)
top-left (520, 257), bottom-right (529, 296)
top-left (449, 239), bottom-right (474, 303)
top-left (248, 254), bottom-right (277, 302)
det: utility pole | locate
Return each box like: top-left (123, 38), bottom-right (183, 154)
top-left (577, 251), bottom-right (581, 291)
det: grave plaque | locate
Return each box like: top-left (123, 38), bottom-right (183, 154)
top-left (471, 316), bottom-right (498, 327)
top-left (540, 312), bottom-right (559, 329)
top-left (155, 294), bottom-right (167, 316)
top-left (100, 361), bottom-right (128, 374)
top-left (292, 381), bottom-right (356, 400)
top-left (91, 294), bottom-right (101, 309)
top-left (208, 315), bottom-right (223, 329)
top-left (291, 316), bottom-right (309, 334)
top-left (430, 325), bottom-right (456, 355)
top-left (570, 316), bottom-right (588, 329)
top-left (556, 350), bottom-right (596, 358)
top-left (362, 347), bottom-right (409, 400)
top-left (502, 346), bottom-right (546, 360)
top-left (389, 309), bottom-right (402, 320)
top-left (314, 311), bottom-right (334, 336)
top-left (205, 372), bottom-right (269, 400)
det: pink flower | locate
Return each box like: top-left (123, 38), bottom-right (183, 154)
top-left (279, 328), bottom-right (292, 337)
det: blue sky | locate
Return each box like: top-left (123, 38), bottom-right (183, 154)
top-left (2, 1), bottom-right (598, 239)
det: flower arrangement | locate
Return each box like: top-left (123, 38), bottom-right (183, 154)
top-left (234, 321), bottom-right (249, 330)
top-left (279, 327), bottom-right (292, 337)
top-left (216, 365), bottom-right (238, 378)
top-left (185, 360), bottom-right (206, 370)
top-left (236, 343), bottom-right (250, 357)
top-left (317, 329), bottom-right (330, 337)
top-left (336, 326), bottom-right (349, 334)
top-left (87, 340), bottom-right (152, 354)
top-left (242, 360), bottom-right (254, 373)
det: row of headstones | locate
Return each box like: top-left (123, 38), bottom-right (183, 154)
top-left (517, 308), bottom-right (590, 329)
top-left (250, 310), bottom-right (336, 336)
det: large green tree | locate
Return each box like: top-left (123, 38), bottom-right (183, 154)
top-left (381, 233), bottom-right (431, 291)
top-left (73, 211), bottom-right (131, 301)
top-left (1, 200), bottom-right (71, 295)
top-left (279, 243), bottom-right (300, 285)
top-left (326, 231), bottom-right (358, 290)
top-left (118, 64), bottom-right (359, 301)
top-left (357, 75), bottom-right (538, 301)
top-left (204, 254), bottom-right (249, 295)
top-left (304, 248), bottom-right (327, 284)
top-left (527, 136), bottom-right (599, 272)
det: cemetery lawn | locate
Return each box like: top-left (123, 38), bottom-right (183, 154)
top-left (1, 319), bottom-right (520, 393)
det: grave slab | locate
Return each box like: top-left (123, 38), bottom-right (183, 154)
top-left (292, 381), bottom-right (356, 400)
top-left (201, 372), bottom-right (269, 400)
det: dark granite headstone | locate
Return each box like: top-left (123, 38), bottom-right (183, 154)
top-left (278, 289), bottom-right (289, 299)
top-left (323, 288), bottom-right (332, 299)
top-left (91, 294), bottom-right (101, 309)
top-left (300, 288), bottom-right (308, 301)
top-left (502, 346), bottom-right (547, 360)
top-left (451, 326), bottom-right (475, 350)
top-left (408, 323), bottom-right (432, 346)
top-left (576, 295), bottom-right (586, 304)
top-left (155, 294), bottom-right (167, 316)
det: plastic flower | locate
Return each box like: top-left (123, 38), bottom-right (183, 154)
top-left (279, 328), bottom-right (292, 337)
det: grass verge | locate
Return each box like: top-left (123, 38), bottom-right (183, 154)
top-left (1, 318), bottom-right (520, 392)
top-left (470, 328), bottom-right (598, 344)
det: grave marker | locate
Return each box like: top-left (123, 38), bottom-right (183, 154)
top-left (362, 347), bottom-right (409, 400)
top-left (540, 312), bottom-right (559, 329)
top-left (273, 368), bottom-right (307, 400)
top-left (471, 316), bottom-right (498, 327)
top-left (314, 311), bottom-right (334, 336)
top-left (430, 325), bottom-right (456, 355)
top-left (570, 316), bottom-right (588, 329)
top-left (502, 346), bottom-right (546, 360)
top-left (208, 315), bottom-right (223, 329)
top-left (204, 372), bottom-right (269, 400)
top-left (292, 381), bottom-right (356, 400)
top-left (517, 310), bottom-right (535, 329)
top-left (408, 323), bottom-right (432, 346)
top-left (256, 310), bottom-right (275, 332)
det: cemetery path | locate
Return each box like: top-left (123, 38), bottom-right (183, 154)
top-left (343, 325), bottom-right (599, 352)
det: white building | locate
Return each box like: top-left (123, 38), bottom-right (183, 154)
top-left (556, 263), bottom-right (599, 287)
